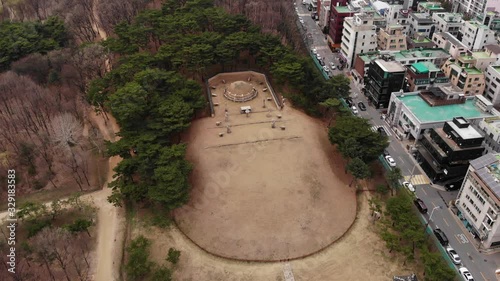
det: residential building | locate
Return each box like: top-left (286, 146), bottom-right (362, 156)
top-left (352, 48), bottom-right (450, 83)
top-left (456, 153), bottom-right (500, 250)
top-left (454, 0), bottom-right (491, 19)
top-left (432, 32), bottom-right (468, 59)
top-left (377, 24), bottom-right (407, 50)
top-left (484, 65), bottom-right (500, 105)
top-left (441, 56), bottom-right (486, 96)
top-left (386, 90), bottom-right (494, 141)
top-left (408, 12), bottom-right (435, 38)
top-left (318, 0), bottom-right (331, 29)
top-left (340, 12), bottom-right (378, 68)
top-left (416, 116), bottom-right (485, 183)
top-left (384, 5), bottom-right (411, 35)
top-left (485, 44), bottom-right (500, 64)
top-left (407, 34), bottom-right (436, 48)
top-left (472, 51), bottom-right (498, 71)
top-left (328, 6), bottom-right (356, 46)
top-left (405, 62), bottom-right (449, 91)
top-left (418, 2), bottom-right (446, 15)
top-left (477, 116), bottom-right (500, 153)
top-left (432, 12), bottom-right (464, 37)
top-left (459, 20), bottom-right (497, 51)
top-left (365, 59), bottom-right (406, 108)
top-left (476, 9), bottom-right (500, 36)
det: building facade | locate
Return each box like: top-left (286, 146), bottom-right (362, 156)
top-left (377, 24), bottom-right (407, 50)
top-left (365, 59), bottom-right (406, 108)
top-left (408, 12), bottom-right (435, 38)
top-left (432, 32), bottom-right (468, 58)
top-left (432, 12), bottom-right (464, 36)
top-left (454, 0), bottom-right (491, 19)
top-left (484, 65), bottom-right (500, 105)
top-left (318, 0), bottom-right (331, 29)
top-left (328, 6), bottom-right (355, 45)
top-left (441, 56), bottom-right (486, 96)
top-left (340, 13), bottom-right (378, 68)
top-left (477, 116), bottom-right (500, 153)
top-left (405, 62), bottom-right (449, 91)
top-left (456, 153), bottom-right (500, 250)
top-left (460, 20), bottom-right (497, 51)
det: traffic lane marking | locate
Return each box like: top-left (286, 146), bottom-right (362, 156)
top-left (480, 271), bottom-right (487, 281)
top-left (443, 218), bottom-right (450, 227)
top-left (432, 202), bottom-right (437, 208)
top-left (421, 188), bottom-right (427, 196)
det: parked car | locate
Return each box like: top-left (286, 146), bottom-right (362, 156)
top-left (384, 155), bottom-right (396, 167)
top-left (358, 102), bottom-right (366, 111)
top-left (377, 126), bottom-right (388, 136)
top-left (383, 149), bottom-right (390, 157)
top-left (445, 246), bottom-right (461, 265)
top-left (299, 18), bottom-right (304, 24)
top-left (433, 228), bottom-right (449, 246)
top-left (319, 59), bottom-right (325, 66)
top-left (351, 106), bottom-right (358, 115)
top-left (311, 48), bottom-right (318, 55)
top-left (459, 267), bottom-right (474, 281)
top-left (322, 65), bottom-right (330, 72)
top-left (316, 54), bottom-right (322, 61)
top-left (329, 62), bottom-right (336, 70)
top-left (345, 98), bottom-right (353, 107)
top-left (445, 180), bottom-right (463, 191)
top-left (414, 198), bottom-right (427, 213)
top-left (403, 181), bottom-right (415, 193)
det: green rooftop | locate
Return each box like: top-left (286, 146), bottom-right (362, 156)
top-left (464, 67), bottom-right (482, 75)
top-left (494, 66), bottom-right (500, 72)
top-left (334, 6), bottom-right (352, 13)
top-left (472, 52), bottom-right (492, 59)
top-left (400, 95), bottom-right (492, 123)
top-left (412, 63), bottom-right (429, 73)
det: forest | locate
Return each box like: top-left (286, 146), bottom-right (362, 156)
top-left (87, 0), bottom-right (351, 209)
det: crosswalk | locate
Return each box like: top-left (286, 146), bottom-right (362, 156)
top-left (404, 174), bottom-right (430, 185)
top-left (371, 125), bottom-right (392, 136)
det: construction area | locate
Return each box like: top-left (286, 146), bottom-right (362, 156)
top-left (174, 71), bottom-right (357, 261)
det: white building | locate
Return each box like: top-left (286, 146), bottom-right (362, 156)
top-left (484, 65), bottom-right (500, 105)
top-left (340, 12), bottom-right (378, 69)
top-left (460, 20), bottom-right (497, 51)
top-left (456, 153), bottom-right (500, 250)
top-left (432, 12), bottom-right (464, 36)
top-left (454, 0), bottom-right (491, 19)
top-left (383, 4), bottom-right (410, 35)
top-left (408, 13), bottom-right (435, 38)
top-left (477, 116), bottom-right (500, 153)
top-left (432, 32), bottom-right (468, 58)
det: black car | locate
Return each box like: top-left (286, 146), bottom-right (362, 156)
top-left (377, 126), bottom-right (387, 136)
top-left (345, 98), bottom-right (353, 107)
top-left (319, 59), bottom-right (325, 66)
top-left (433, 229), bottom-right (449, 246)
top-left (445, 180), bottom-right (463, 191)
top-left (414, 198), bottom-right (428, 213)
top-left (383, 149), bottom-right (390, 156)
top-left (358, 102), bottom-right (366, 111)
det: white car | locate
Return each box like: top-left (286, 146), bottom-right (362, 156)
top-left (322, 65), bottom-right (330, 72)
top-left (403, 181), bottom-right (415, 192)
top-left (330, 64), bottom-right (336, 70)
top-left (445, 246), bottom-right (461, 265)
top-left (311, 48), bottom-right (318, 55)
top-left (385, 155), bottom-right (396, 167)
top-left (299, 18), bottom-right (304, 23)
top-left (459, 267), bottom-right (474, 281)
top-left (351, 106), bottom-right (358, 115)
top-left (316, 54), bottom-right (322, 61)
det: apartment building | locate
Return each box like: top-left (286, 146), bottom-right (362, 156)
top-left (418, 2), bottom-right (446, 15)
top-left (407, 34), bottom-right (436, 48)
top-left (485, 44), bottom-right (500, 64)
top-left (442, 56), bottom-right (486, 95)
top-left (416, 117), bottom-right (485, 183)
top-left (476, 9), bottom-right (500, 36)
top-left (454, 0), bottom-right (490, 19)
top-left (408, 12), bottom-right (435, 38)
top-left (432, 32), bottom-right (468, 58)
top-left (377, 24), bottom-right (407, 51)
top-left (328, 6), bottom-right (356, 45)
top-left (477, 116), bottom-right (500, 153)
top-left (460, 20), bottom-right (497, 51)
top-left (365, 58), bottom-right (406, 108)
top-left (472, 51), bottom-right (498, 71)
top-left (432, 12), bottom-right (464, 36)
top-left (456, 153), bottom-right (500, 250)
top-left (484, 66), bottom-right (500, 105)
top-left (405, 62), bottom-right (449, 91)
top-left (340, 13), bottom-right (378, 68)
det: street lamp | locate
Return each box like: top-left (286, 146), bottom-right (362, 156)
top-left (425, 206), bottom-right (442, 230)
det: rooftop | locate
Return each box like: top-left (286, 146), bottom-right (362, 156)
top-left (375, 59), bottom-right (405, 72)
top-left (464, 67), bottom-right (482, 75)
top-left (470, 153), bottom-right (500, 200)
top-left (410, 61), bottom-right (441, 73)
top-left (486, 44), bottom-right (500, 54)
top-left (435, 32), bottom-right (466, 48)
top-left (472, 52), bottom-right (492, 59)
top-left (394, 48), bottom-right (450, 60)
top-left (334, 6), bottom-right (352, 13)
top-left (447, 119), bottom-right (483, 140)
top-left (466, 20), bottom-right (490, 29)
top-left (493, 66), bottom-right (500, 73)
top-left (399, 95), bottom-right (493, 123)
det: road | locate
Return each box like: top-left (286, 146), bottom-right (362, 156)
top-left (294, 1), bottom-right (500, 279)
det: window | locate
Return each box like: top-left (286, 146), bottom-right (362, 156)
top-left (474, 77), bottom-right (479, 81)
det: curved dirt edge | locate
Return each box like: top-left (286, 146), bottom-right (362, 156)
top-left (171, 197), bottom-right (358, 263)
